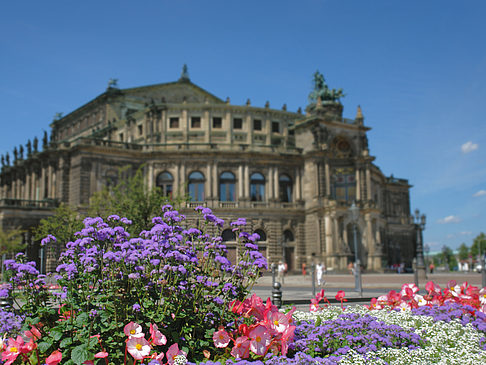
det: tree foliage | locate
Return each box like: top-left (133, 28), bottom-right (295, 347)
top-left (457, 242), bottom-right (470, 261)
top-left (0, 226), bottom-right (25, 256)
top-left (88, 165), bottom-right (187, 235)
top-left (33, 203), bottom-right (84, 246)
top-left (470, 232), bottom-right (486, 259)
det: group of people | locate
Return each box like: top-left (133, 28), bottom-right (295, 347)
top-left (277, 261), bottom-right (328, 286)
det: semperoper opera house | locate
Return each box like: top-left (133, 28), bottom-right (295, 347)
top-left (0, 67), bottom-right (416, 274)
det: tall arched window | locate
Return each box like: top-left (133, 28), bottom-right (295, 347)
top-left (331, 167), bottom-right (356, 203)
top-left (219, 171), bottom-right (236, 201)
top-left (250, 172), bottom-right (265, 201)
top-left (221, 229), bottom-right (236, 242)
top-left (279, 174), bottom-right (293, 202)
top-left (283, 229), bottom-right (294, 242)
top-left (188, 171), bottom-right (205, 201)
top-left (156, 171), bottom-right (173, 197)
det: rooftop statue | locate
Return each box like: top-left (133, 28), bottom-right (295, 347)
top-left (308, 71), bottom-right (345, 104)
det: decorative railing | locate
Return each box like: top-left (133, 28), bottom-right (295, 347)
top-left (0, 198), bottom-right (60, 209)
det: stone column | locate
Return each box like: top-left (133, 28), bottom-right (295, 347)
top-left (238, 165), bottom-right (244, 199)
top-left (273, 167), bottom-right (279, 200)
top-left (325, 161), bottom-right (331, 196)
top-left (366, 166), bottom-right (371, 201)
top-left (295, 167), bottom-right (301, 200)
top-left (268, 167), bottom-right (274, 199)
top-left (244, 165), bottom-right (249, 199)
top-left (147, 163), bottom-right (154, 190)
top-left (212, 162), bottom-right (218, 200)
top-left (174, 164), bottom-right (180, 195)
top-left (206, 164), bottom-right (212, 199)
top-left (355, 168), bottom-right (361, 201)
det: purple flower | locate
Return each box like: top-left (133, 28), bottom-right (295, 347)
top-left (132, 303), bottom-right (141, 312)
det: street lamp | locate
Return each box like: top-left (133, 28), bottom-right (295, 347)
top-left (349, 202), bottom-right (362, 296)
top-left (412, 209), bottom-right (426, 282)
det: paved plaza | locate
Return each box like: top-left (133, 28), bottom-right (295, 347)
top-left (250, 272), bottom-right (484, 310)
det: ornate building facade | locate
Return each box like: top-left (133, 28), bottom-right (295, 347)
top-left (0, 68), bottom-right (415, 273)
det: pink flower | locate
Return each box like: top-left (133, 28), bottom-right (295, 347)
top-left (124, 322), bottom-right (144, 338)
top-left (280, 325), bottom-right (296, 356)
top-left (166, 343), bottom-right (186, 365)
top-left (45, 350), bottom-right (63, 365)
top-left (150, 324), bottom-right (167, 346)
top-left (94, 351), bottom-right (108, 358)
top-left (266, 311), bottom-right (289, 334)
top-left (213, 329), bottom-right (231, 348)
top-left (1, 336), bottom-right (23, 365)
top-left (126, 336), bottom-right (151, 360)
top-left (249, 325), bottom-right (271, 356)
top-left (230, 336), bottom-right (250, 359)
top-left (25, 325), bottom-right (42, 340)
top-left (82, 361), bottom-right (94, 365)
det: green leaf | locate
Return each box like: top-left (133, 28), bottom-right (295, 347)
top-left (71, 344), bottom-right (93, 365)
top-left (51, 329), bottom-right (63, 341)
top-left (60, 337), bottom-right (73, 348)
top-left (37, 341), bottom-right (52, 353)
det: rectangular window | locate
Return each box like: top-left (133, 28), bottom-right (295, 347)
top-left (169, 117), bottom-right (179, 129)
top-left (119, 133), bottom-right (124, 142)
top-left (138, 124), bottom-right (143, 136)
top-left (233, 118), bottom-right (243, 129)
top-left (191, 116), bottom-right (201, 128)
top-left (272, 121), bottom-right (280, 133)
top-left (212, 117), bottom-right (222, 128)
top-left (253, 119), bottom-right (262, 131)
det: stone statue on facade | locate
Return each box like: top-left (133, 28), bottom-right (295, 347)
top-left (5, 153), bottom-right (10, 166)
top-left (19, 145), bottom-right (24, 159)
top-left (33, 137), bottom-right (38, 153)
top-left (42, 131), bottom-right (49, 149)
top-left (1, 155), bottom-right (4, 167)
top-left (107, 78), bottom-right (119, 89)
top-left (26, 140), bottom-right (32, 156)
top-left (308, 71), bottom-right (345, 104)
top-left (13, 147), bottom-right (18, 161)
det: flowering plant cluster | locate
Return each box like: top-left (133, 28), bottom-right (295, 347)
top-left (367, 280), bottom-right (486, 312)
top-left (211, 294), bottom-right (296, 361)
top-left (0, 206), bottom-right (267, 364)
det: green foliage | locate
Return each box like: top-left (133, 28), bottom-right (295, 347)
top-left (88, 165), bottom-right (188, 235)
top-left (471, 232), bottom-right (486, 259)
top-left (441, 245), bottom-right (457, 271)
top-left (34, 203), bottom-right (84, 247)
top-left (0, 226), bottom-right (25, 256)
top-left (458, 243), bottom-right (470, 261)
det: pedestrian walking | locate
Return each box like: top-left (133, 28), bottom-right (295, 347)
top-left (301, 262), bottom-right (307, 277)
top-left (316, 262), bottom-right (325, 286)
top-left (277, 261), bottom-right (286, 284)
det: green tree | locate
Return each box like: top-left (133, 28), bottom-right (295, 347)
top-left (88, 165), bottom-right (188, 235)
top-left (470, 232), bottom-right (486, 259)
top-left (441, 245), bottom-right (458, 271)
top-left (0, 226), bottom-right (25, 280)
top-left (458, 242), bottom-right (470, 261)
top-left (34, 203), bottom-right (84, 246)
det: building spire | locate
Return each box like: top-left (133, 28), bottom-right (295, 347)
top-left (355, 105), bottom-right (364, 124)
top-left (179, 64), bottom-right (190, 82)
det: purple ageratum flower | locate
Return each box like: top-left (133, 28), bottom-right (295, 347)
top-left (107, 214), bottom-right (120, 221)
top-left (230, 218), bottom-right (247, 230)
top-left (41, 234), bottom-right (57, 246)
top-left (132, 303), bottom-right (141, 312)
top-left (162, 204), bottom-right (173, 211)
top-left (120, 217), bottom-right (132, 225)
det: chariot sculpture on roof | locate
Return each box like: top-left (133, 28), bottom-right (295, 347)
top-left (308, 71), bottom-right (345, 104)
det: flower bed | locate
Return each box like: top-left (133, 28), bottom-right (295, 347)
top-left (0, 207), bottom-right (485, 364)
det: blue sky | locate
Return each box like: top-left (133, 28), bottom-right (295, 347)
top-left (0, 0), bottom-right (485, 251)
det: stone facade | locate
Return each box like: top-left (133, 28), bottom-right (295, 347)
top-left (0, 70), bottom-right (416, 273)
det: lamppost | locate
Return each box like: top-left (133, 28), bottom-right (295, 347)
top-left (349, 202), bottom-right (362, 297)
top-left (412, 209), bottom-right (426, 282)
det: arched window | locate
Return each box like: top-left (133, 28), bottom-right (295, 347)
top-left (219, 171), bottom-right (236, 202)
top-left (254, 229), bottom-right (267, 242)
top-left (279, 174), bottom-right (293, 202)
top-left (283, 230), bottom-right (294, 242)
top-left (188, 171), bottom-right (205, 201)
top-left (156, 171), bottom-right (173, 197)
top-left (222, 229), bottom-right (236, 242)
top-left (250, 172), bottom-right (265, 201)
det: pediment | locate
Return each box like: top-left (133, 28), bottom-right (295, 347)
top-left (122, 81), bottom-right (224, 104)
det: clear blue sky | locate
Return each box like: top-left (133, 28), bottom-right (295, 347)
top-left (1, 0), bottom-right (485, 252)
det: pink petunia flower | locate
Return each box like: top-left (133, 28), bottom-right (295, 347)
top-left (126, 336), bottom-right (151, 360)
top-left (266, 311), bottom-right (289, 334)
top-left (124, 322), bottom-right (144, 338)
top-left (212, 329), bottom-right (231, 348)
